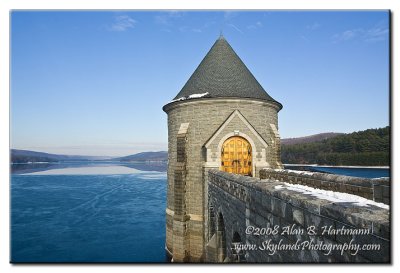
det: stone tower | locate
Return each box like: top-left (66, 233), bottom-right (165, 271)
top-left (163, 36), bottom-right (283, 262)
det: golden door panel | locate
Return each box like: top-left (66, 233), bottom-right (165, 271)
top-left (220, 136), bottom-right (252, 176)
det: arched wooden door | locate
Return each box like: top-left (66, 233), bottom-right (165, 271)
top-left (220, 136), bottom-right (252, 176)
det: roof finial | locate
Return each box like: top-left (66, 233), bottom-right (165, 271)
top-left (219, 29), bottom-right (224, 39)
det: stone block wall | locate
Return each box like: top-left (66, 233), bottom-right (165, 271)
top-left (260, 168), bottom-right (390, 205)
top-left (207, 170), bottom-right (390, 263)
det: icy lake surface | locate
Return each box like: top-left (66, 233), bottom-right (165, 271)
top-left (11, 163), bottom-right (168, 262)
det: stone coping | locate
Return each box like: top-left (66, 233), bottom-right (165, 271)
top-left (260, 168), bottom-right (389, 187)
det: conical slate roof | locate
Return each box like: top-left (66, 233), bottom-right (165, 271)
top-left (172, 36), bottom-right (282, 108)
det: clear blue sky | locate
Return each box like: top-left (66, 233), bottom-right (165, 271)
top-left (10, 11), bottom-right (389, 156)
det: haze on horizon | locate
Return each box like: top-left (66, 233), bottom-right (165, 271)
top-left (10, 11), bottom-right (389, 157)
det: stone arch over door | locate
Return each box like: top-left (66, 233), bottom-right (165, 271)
top-left (212, 131), bottom-right (259, 177)
top-left (220, 136), bottom-right (253, 176)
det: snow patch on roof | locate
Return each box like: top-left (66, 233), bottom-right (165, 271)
top-left (170, 92), bottom-right (209, 103)
top-left (275, 182), bottom-right (389, 210)
top-left (188, 92), bottom-right (209, 99)
top-left (171, 97), bottom-right (186, 103)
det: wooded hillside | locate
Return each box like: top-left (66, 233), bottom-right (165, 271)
top-left (281, 127), bottom-right (389, 166)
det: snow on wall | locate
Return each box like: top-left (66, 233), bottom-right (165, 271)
top-left (275, 182), bottom-right (389, 210)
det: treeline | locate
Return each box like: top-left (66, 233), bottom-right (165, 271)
top-left (281, 126), bottom-right (390, 166)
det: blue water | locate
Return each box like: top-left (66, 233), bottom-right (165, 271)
top-left (284, 165), bottom-right (389, 179)
top-left (308, 166), bottom-right (389, 178)
top-left (11, 166), bottom-right (167, 263)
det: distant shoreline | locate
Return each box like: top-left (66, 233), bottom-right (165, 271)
top-left (10, 160), bottom-right (168, 165)
top-left (283, 164), bottom-right (389, 169)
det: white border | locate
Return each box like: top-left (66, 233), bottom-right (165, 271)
top-left (1, 1), bottom-right (398, 273)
